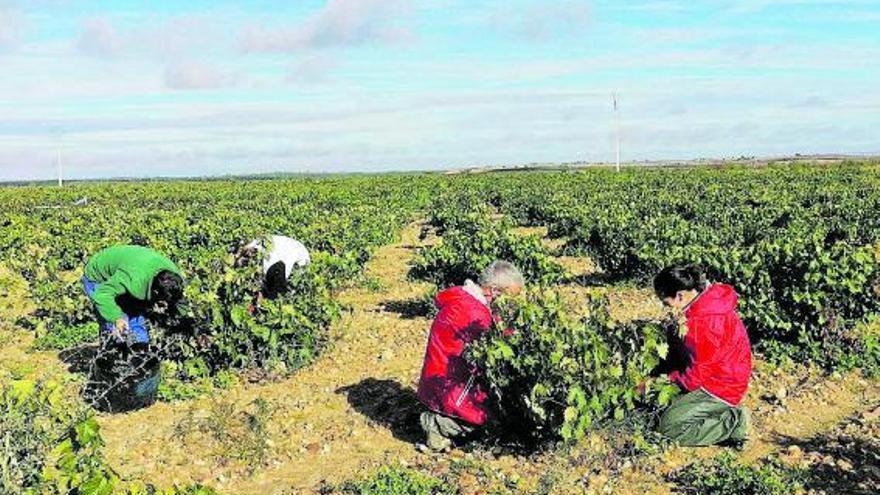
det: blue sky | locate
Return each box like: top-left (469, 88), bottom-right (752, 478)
top-left (0, 0), bottom-right (878, 180)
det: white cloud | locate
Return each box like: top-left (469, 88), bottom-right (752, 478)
top-left (487, 1), bottom-right (591, 42)
top-left (77, 17), bottom-right (122, 57)
top-left (634, 27), bottom-right (725, 44)
top-left (75, 14), bottom-right (232, 60)
top-left (612, 1), bottom-right (689, 13)
top-left (720, 0), bottom-right (880, 14)
top-left (523, 1), bottom-right (591, 41)
top-left (164, 61), bottom-right (236, 90)
top-left (150, 15), bottom-right (232, 59)
top-left (0, 6), bottom-right (23, 50)
top-left (288, 54), bottom-right (339, 83)
top-left (0, 48), bottom-right (164, 101)
top-left (241, 0), bottom-right (414, 53)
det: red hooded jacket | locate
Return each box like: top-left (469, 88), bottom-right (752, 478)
top-left (669, 284), bottom-right (752, 406)
top-left (417, 284), bottom-right (494, 426)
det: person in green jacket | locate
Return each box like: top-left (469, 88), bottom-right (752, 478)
top-left (82, 245), bottom-right (184, 345)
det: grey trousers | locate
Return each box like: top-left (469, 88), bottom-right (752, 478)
top-left (420, 411), bottom-right (477, 451)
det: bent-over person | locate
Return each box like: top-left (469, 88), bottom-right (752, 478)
top-left (416, 261), bottom-right (524, 452)
top-left (236, 235), bottom-right (310, 309)
top-left (83, 245), bottom-right (184, 345)
top-left (81, 245), bottom-right (184, 412)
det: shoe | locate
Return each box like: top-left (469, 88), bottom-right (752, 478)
top-left (719, 437), bottom-right (748, 451)
top-left (416, 442), bottom-right (450, 454)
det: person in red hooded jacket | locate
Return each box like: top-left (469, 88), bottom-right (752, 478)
top-left (652, 264), bottom-right (752, 447)
top-left (417, 261), bottom-right (524, 452)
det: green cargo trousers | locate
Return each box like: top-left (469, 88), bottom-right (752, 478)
top-left (659, 389), bottom-right (750, 447)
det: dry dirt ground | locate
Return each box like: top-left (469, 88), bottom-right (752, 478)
top-left (1, 224), bottom-right (878, 494)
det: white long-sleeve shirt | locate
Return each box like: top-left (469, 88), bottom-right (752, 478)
top-left (246, 235), bottom-right (310, 279)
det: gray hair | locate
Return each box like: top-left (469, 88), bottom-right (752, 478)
top-left (479, 260), bottom-right (525, 290)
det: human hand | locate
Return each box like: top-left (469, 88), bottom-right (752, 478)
top-left (636, 378), bottom-right (653, 396)
top-left (248, 291), bottom-right (264, 314)
top-left (113, 318), bottom-right (129, 339)
top-left (153, 300), bottom-right (169, 315)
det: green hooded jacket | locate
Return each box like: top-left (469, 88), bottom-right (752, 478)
top-left (84, 245), bottom-right (182, 322)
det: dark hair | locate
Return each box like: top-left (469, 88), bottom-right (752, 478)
top-left (151, 271), bottom-right (184, 306)
top-left (262, 261), bottom-right (288, 300)
top-left (653, 264), bottom-right (707, 299)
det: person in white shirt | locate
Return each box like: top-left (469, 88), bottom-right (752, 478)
top-left (236, 235), bottom-right (311, 304)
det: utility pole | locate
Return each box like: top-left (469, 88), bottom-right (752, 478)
top-left (55, 131), bottom-right (64, 187)
top-left (57, 147), bottom-right (63, 187)
top-left (612, 92), bottom-right (620, 172)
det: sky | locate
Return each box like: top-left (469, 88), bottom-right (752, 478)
top-left (0, 0), bottom-right (878, 181)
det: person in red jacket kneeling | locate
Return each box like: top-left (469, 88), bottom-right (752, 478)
top-left (417, 260), bottom-right (524, 452)
top-left (653, 264), bottom-right (752, 447)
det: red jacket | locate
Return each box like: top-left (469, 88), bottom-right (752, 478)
top-left (417, 284), bottom-right (494, 426)
top-left (669, 284), bottom-right (752, 406)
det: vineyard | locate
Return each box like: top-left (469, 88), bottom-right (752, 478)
top-left (1, 162), bottom-right (879, 494)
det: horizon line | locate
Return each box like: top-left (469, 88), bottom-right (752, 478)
top-left (3, 151), bottom-right (879, 186)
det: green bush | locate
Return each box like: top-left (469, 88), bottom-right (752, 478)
top-left (411, 213), bottom-right (565, 288)
top-left (168, 252), bottom-right (341, 379)
top-left (340, 465), bottom-right (452, 495)
top-left (32, 322), bottom-right (98, 351)
top-left (157, 362), bottom-right (239, 402)
top-left (0, 378), bottom-right (125, 494)
top-left (673, 452), bottom-right (803, 495)
top-left (466, 291), bottom-right (679, 443)
top-left (1, 379), bottom-right (77, 492)
top-left (1, 379), bottom-right (219, 495)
